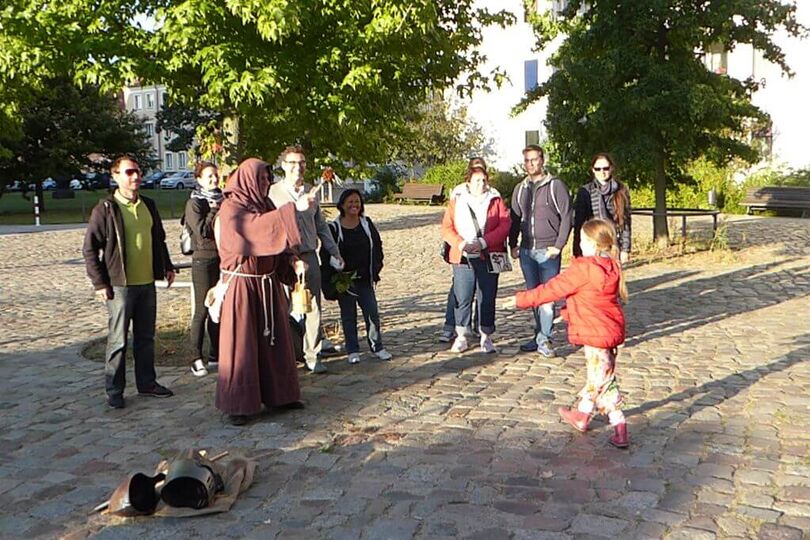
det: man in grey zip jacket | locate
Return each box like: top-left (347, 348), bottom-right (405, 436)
top-left (268, 145), bottom-right (344, 374)
top-left (508, 144), bottom-right (572, 357)
top-left (83, 155), bottom-right (176, 409)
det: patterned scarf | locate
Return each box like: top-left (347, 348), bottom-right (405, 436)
top-left (191, 185), bottom-right (224, 206)
top-left (591, 179), bottom-right (619, 225)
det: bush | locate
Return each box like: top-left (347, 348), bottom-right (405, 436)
top-left (421, 161), bottom-right (524, 204)
top-left (421, 161), bottom-right (468, 197)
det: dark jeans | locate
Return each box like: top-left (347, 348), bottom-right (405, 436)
top-left (443, 280), bottom-right (477, 335)
top-left (190, 257), bottom-right (220, 362)
top-left (453, 258), bottom-right (499, 335)
top-left (519, 247), bottom-right (561, 344)
top-left (105, 284), bottom-right (157, 397)
top-left (338, 281), bottom-right (383, 354)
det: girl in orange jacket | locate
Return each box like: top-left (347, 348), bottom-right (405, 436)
top-left (503, 218), bottom-right (630, 448)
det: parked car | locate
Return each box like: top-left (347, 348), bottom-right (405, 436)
top-left (142, 171), bottom-right (167, 190)
top-left (42, 178), bottom-right (57, 190)
top-left (160, 171), bottom-right (194, 190)
top-left (70, 179), bottom-right (83, 190)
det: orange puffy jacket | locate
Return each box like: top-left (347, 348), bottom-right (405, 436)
top-left (516, 255), bottom-right (625, 348)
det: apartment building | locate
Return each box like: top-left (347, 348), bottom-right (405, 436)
top-left (467, 0), bottom-right (810, 171)
top-left (121, 84), bottom-right (190, 172)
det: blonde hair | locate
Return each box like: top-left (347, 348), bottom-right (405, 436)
top-left (581, 218), bottom-right (628, 302)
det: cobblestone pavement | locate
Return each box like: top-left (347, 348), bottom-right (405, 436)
top-left (1, 206), bottom-right (809, 539)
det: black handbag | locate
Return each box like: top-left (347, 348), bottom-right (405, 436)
top-left (439, 241), bottom-right (451, 263)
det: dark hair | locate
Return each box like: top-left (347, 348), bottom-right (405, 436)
top-left (110, 154), bottom-right (139, 173)
top-left (279, 144), bottom-right (306, 162)
top-left (336, 188), bottom-right (365, 217)
top-left (464, 165), bottom-right (489, 184)
top-left (194, 161), bottom-right (218, 179)
top-left (590, 152), bottom-right (629, 228)
top-left (522, 144), bottom-right (545, 160)
top-left (467, 157), bottom-right (487, 172)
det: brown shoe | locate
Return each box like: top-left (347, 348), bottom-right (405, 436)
top-left (558, 406), bottom-right (591, 432)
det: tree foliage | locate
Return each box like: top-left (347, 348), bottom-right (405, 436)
top-left (1, 0), bottom-right (513, 173)
top-left (391, 92), bottom-right (493, 168)
top-left (0, 79), bottom-right (155, 191)
top-left (519, 0), bottom-right (805, 243)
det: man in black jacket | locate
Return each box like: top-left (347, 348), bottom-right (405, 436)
top-left (83, 155), bottom-right (176, 409)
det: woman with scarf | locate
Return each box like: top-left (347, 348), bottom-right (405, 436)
top-left (185, 162), bottom-right (224, 377)
top-left (573, 153), bottom-right (632, 263)
top-left (214, 158), bottom-right (314, 425)
top-left (440, 164), bottom-right (511, 354)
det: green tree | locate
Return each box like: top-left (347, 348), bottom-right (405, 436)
top-left (518, 0), bottom-right (804, 244)
top-left (392, 92), bottom-right (493, 168)
top-left (0, 79), bottom-right (155, 208)
top-left (1, 1), bottom-right (512, 174)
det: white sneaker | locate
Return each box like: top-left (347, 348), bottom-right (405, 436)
top-left (347, 353), bottom-right (361, 364)
top-left (375, 349), bottom-right (393, 361)
top-left (479, 337), bottom-right (496, 354)
top-left (191, 359), bottom-right (208, 377)
top-left (537, 341), bottom-right (556, 358)
top-left (450, 336), bottom-right (468, 353)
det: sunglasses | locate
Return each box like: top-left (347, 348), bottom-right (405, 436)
top-left (592, 166), bottom-right (611, 172)
top-left (122, 168), bottom-right (141, 176)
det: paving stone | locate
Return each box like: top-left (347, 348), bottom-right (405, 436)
top-left (757, 523), bottom-right (803, 540)
top-left (2, 213), bottom-right (810, 538)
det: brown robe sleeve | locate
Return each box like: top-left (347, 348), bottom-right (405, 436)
top-left (219, 202), bottom-right (302, 257)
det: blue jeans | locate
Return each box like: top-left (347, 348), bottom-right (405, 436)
top-left (519, 248), bottom-right (561, 344)
top-left (105, 284), bottom-right (158, 397)
top-left (338, 281), bottom-right (383, 354)
top-left (453, 258), bottom-right (498, 335)
top-left (442, 281), bottom-right (477, 334)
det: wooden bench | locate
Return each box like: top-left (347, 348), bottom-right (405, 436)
top-left (392, 183), bottom-right (444, 205)
top-left (741, 186), bottom-right (810, 217)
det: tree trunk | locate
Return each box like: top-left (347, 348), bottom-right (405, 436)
top-left (653, 149), bottom-right (669, 247)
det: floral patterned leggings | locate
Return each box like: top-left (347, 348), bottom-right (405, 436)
top-left (576, 346), bottom-right (625, 425)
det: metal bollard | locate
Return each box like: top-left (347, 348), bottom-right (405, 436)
top-left (33, 195), bottom-right (41, 226)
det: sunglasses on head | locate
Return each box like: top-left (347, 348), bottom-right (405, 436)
top-left (593, 166), bottom-right (610, 172)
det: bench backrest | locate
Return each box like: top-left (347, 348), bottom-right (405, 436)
top-left (743, 186), bottom-right (810, 205)
top-left (399, 183), bottom-right (444, 198)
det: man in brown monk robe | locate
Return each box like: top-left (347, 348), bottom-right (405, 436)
top-left (214, 158), bottom-right (315, 425)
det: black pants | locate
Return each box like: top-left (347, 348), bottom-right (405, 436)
top-left (190, 257), bottom-right (220, 362)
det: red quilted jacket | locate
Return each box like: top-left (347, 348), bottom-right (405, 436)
top-left (515, 255), bottom-right (625, 348)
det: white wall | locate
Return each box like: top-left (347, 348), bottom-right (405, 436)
top-left (464, 0), bottom-right (557, 171)
top-left (726, 4), bottom-right (810, 169)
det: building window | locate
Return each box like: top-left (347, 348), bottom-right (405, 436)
top-left (165, 152), bottom-right (174, 171)
top-left (524, 60), bottom-right (539, 92)
top-left (705, 43), bottom-right (728, 74)
top-left (525, 130), bottom-right (540, 147)
top-left (145, 123), bottom-right (154, 137)
top-left (133, 94), bottom-right (142, 110)
top-left (145, 92), bottom-right (155, 109)
top-left (178, 151), bottom-right (187, 170)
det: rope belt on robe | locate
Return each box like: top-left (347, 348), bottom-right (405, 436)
top-left (221, 268), bottom-right (278, 345)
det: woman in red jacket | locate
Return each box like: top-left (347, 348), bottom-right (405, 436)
top-left (504, 218), bottom-right (630, 448)
top-left (441, 165), bottom-right (511, 354)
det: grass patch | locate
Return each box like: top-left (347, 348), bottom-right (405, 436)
top-left (81, 293), bottom-right (345, 367)
top-left (0, 189), bottom-right (192, 224)
top-left (82, 293), bottom-right (195, 367)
